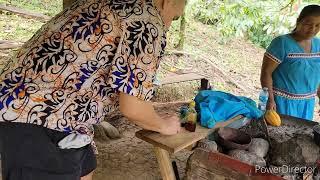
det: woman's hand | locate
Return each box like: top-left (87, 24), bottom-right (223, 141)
top-left (267, 99), bottom-right (277, 111)
top-left (119, 93), bottom-right (181, 135)
top-left (158, 116), bottom-right (181, 135)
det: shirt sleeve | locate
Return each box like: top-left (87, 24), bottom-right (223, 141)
top-left (108, 20), bottom-right (164, 101)
top-left (265, 36), bottom-right (286, 64)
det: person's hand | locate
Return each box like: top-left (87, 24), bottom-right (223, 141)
top-left (267, 99), bottom-right (276, 111)
top-left (158, 116), bottom-right (181, 135)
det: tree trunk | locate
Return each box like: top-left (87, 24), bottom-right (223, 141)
top-left (176, 1), bottom-right (187, 50)
top-left (63, 0), bottom-right (77, 9)
top-left (176, 11), bottom-right (186, 50)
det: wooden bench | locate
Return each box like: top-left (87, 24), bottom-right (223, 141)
top-left (135, 115), bottom-right (243, 180)
top-left (159, 72), bottom-right (211, 90)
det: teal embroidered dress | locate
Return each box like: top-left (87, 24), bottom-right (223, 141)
top-left (265, 34), bottom-right (320, 120)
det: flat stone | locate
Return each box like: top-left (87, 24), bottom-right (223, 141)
top-left (270, 134), bottom-right (320, 166)
top-left (197, 139), bottom-right (218, 152)
top-left (100, 121), bottom-right (121, 139)
top-left (248, 138), bottom-right (269, 158)
top-left (228, 149), bottom-right (266, 167)
top-left (93, 124), bottom-right (110, 141)
top-left (297, 135), bottom-right (320, 165)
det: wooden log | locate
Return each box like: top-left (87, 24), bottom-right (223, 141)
top-left (0, 4), bottom-right (51, 22)
top-left (0, 40), bottom-right (22, 49)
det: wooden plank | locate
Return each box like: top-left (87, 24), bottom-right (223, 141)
top-left (0, 4), bottom-right (51, 22)
top-left (207, 151), bottom-right (284, 180)
top-left (0, 40), bottom-right (22, 49)
top-left (136, 115), bottom-right (243, 154)
top-left (160, 72), bottom-right (207, 85)
top-left (154, 147), bottom-right (176, 180)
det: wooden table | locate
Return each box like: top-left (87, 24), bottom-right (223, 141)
top-left (135, 115), bottom-right (243, 180)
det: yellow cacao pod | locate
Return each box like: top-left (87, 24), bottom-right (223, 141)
top-left (264, 110), bottom-right (281, 126)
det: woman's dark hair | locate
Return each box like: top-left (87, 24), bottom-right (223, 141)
top-left (297, 5), bottom-right (320, 23)
top-left (292, 5), bottom-right (320, 32)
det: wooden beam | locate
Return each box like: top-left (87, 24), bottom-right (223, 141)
top-left (0, 40), bottom-right (22, 49)
top-left (160, 72), bottom-right (208, 85)
top-left (154, 147), bottom-right (176, 180)
top-left (0, 4), bottom-right (51, 22)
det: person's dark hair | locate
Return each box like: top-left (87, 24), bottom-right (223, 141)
top-left (297, 4), bottom-right (320, 23)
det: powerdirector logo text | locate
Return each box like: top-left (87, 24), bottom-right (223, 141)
top-left (254, 165), bottom-right (317, 175)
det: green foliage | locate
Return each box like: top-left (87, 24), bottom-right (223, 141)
top-left (190, 0), bottom-right (318, 48)
top-left (248, 27), bottom-right (274, 49)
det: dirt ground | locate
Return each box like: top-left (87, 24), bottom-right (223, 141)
top-left (93, 103), bottom-right (193, 180)
top-left (93, 120), bottom-right (193, 180)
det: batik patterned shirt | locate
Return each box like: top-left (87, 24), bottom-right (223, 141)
top-left (0, 0), bottom-right (166, 137)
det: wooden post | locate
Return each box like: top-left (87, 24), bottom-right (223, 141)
top-left (154, 147), bottom-right (176, 180)
top-left (63, 0), bottom-right (76, 9)
top-left (200, 78), bottom-right (210, 90)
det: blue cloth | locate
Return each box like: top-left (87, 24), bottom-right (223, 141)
top-left (266, 34), bottom-right (320, 120)
top-left (194, 90), bottom-right (263, 128)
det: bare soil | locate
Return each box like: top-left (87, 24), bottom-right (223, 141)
top-left (93, 103), bottom-right (192, 180)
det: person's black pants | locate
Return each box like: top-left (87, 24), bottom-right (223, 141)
top-left (0, 122), bottom-right (96, 180)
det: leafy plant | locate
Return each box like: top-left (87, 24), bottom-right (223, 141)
top-left (190, 0), bottom-right (317, 48)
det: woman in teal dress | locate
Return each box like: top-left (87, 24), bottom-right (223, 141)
top-left (260, 5), bottom-right (320, 120)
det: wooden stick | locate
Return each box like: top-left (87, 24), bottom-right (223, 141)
top-left (0, 4), bottom-right (51, 22)
top-left (154, 147), bottom-right (176, 180)
top-left (0, 40), bottom-right (22, 49)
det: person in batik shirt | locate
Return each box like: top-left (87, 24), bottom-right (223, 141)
top-left (0, 0), bottom-right (185, 179)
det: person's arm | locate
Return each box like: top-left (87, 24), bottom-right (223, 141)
top-left (260, 55), bottom-right (279, 110)
top-left (119, 92), bottom-right (181, 135)
top-left (107, 14), bottom-right (182, 135)
top-left (317, 86), bottom-right (320, 99)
